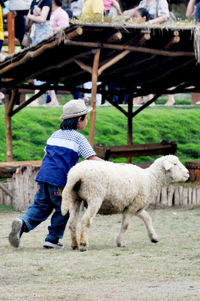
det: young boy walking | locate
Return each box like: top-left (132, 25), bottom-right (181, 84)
top-left (8, 99), bottom-right (102, 249)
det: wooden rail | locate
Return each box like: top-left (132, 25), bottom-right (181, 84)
top-left (94, 140), bottom-right (177, 161)
top-left (0, 160), bottom-right (42, 178)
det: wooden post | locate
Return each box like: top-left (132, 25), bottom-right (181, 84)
top-left (12, 165), bottom-right (39, 211)
top-left (127, 94), bottom-right (133, 163)
top-left (191, 93), bottom-right (200, 105)
top-left (7, 12), bottom-right (15, 54)
top-left (5, 94), bottom-right (13, 161)
top-left (89, 49), bottom-right (101, 147)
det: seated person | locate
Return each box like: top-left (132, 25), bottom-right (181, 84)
top-left (123, 0), bottom-right (169, 25)
top-left (131, 7), bottom-right (153, 22)
top-left (50, 0), bottom-right (69, 32)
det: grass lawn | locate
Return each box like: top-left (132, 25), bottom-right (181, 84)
top-left (0, 101), bottom-right (200, 164)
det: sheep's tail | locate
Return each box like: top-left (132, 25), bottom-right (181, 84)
top-left (61, 178), bottom-right (82, 216)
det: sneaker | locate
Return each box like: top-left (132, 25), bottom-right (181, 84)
top-left (8, 218), bottom-right (23, 248)
top-left (43, 241), bottom-right (63, 249)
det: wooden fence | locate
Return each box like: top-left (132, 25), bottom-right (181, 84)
top-left (0, 165), bottom-right (200, 211)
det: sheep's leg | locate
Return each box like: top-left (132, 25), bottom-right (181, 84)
top-left (68, 200), bottom-right (81, 250)
top-left (116, 212), bottom-right (131, 247)
top-left (136, 209), bottom-right (158, 243)
top-left (79, 199), bottom-right (102, 252)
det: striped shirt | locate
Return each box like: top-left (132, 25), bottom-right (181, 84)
top-left (36, 129), bottom-right (96, 187)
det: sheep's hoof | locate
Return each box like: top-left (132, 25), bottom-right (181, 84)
top-left (71, 244), bottom-right (79, 250)
top-left (151, 238), bottom-right (158, 243)
top-left (79, 242), bottom-right (88, 252)
top-left (116, 241), bottom-right (127, 248)
top-left (80, 247), bottom-right (87, 252)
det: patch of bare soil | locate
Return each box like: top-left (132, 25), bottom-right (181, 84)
top-left (0, 208), bottom-right (200, 300)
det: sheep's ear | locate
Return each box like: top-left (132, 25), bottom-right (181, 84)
top-left (163, 161), bottom-right (173, 171)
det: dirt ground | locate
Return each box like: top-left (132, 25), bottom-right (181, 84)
top-left (0, 208), bottom-right (200, 301)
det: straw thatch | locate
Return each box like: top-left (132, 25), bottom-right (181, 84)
top-left (0, 22), bottom-right (200, 97)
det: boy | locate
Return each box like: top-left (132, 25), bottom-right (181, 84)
top-left (8, 99), bottom-right (102, 249)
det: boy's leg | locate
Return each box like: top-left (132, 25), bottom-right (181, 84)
top-left (8, 182), bottom-right (53, 248)
top-left (43, 186), bottom-right (69, 248)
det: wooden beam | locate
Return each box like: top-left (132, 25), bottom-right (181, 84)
top-left (89, 49), bottom-right (101, 147)
top-left (98, 50), bottom-right (130, 75)
top-left (10, 88), bottom-right (47, 116)
top-left (0, 182), bottom-right (13, 199)
top-left (104, 93), bottom-right (128, 116)
top-left (65, 27), bottom-right (83, 40)
top-left (5, 94), bottom-right (13, 161)
top-left (107, 32), bottom-right (122, 43)
top-left (74, 59), bottom-right (93, 74)
top-left (132, 94), bottom-right (161, 118)
top-left (0, 160), bottom-right (42, 178)
top-left (65, 40), bottom-right (195, 58)
top-left (137, 33), bottom-right (151, 46)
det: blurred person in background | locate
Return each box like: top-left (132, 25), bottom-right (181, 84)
top-left (103, 0), bottom-right (121, 16)
top-left (186, 0), bottom-right (200, 21)
top-left (50, 0), bottom-right (69, 31)
top-left (70, 0), bottom-right (84, 18)
top-left (9, 0), bottom-right (32, 47)
top-left (26, 0), bottom-right (59, 106)
top-left (81, 0), bottom-right (104, 22)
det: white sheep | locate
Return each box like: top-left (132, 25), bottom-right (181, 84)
top-left (61, 155), bottom-right (189, 251)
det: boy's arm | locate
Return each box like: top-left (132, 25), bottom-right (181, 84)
top-left (87, 155), bottom-right (104, 161)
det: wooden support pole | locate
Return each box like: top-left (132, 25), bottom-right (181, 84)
top-left (127, 94), bottom-right (133, 163)
top-left (7, 12), bottom-right (15, 54)
top-left (89, 49), bottom-right (101, 147)
top-left (7, 89), bottom-right (17, 116)
top-left (5, 94), bottom-right (13, 161)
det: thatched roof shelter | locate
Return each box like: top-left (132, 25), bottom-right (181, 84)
top-left (1, 22), bottom-right (200, 161)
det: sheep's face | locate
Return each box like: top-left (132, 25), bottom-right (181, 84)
top-left (162, 155), bottom-right (189, 183)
